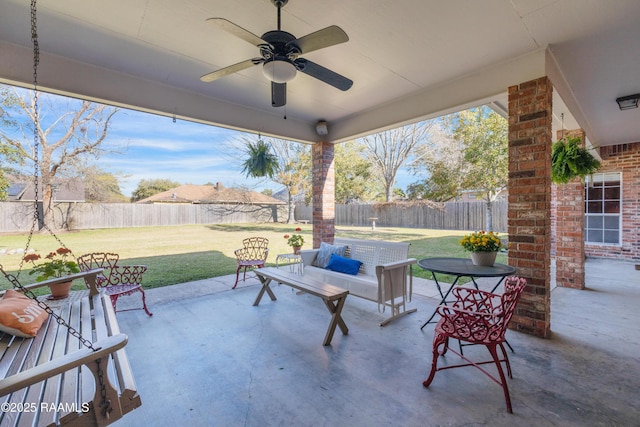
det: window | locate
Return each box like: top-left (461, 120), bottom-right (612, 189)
top-left (585, 172), bottom-right (621, 245)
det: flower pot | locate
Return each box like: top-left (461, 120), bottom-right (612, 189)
top-left (292, 246), bottom-right (302, 254)
top-left (48, 281), bottom-right (72, 300)
top-left (470, 251), bottom-right (498, 267)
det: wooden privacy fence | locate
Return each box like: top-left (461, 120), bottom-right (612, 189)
top-left (296, 201), bottom-right (507, 232)
top-left (0, 202), bottom-right (285, 232)
top-left (0, 201), bottom-right (505, 232)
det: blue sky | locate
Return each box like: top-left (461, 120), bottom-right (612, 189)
top-left (101, 108), bottom-right (270, 197)
top-left (3, 85), bottom-right (416, 198)
top-left (97, 106), bottom-right (416, 198)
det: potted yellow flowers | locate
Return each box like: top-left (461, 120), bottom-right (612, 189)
top-left (459, 231), bottom-right (503, 266)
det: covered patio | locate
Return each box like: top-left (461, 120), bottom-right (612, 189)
top-left (1, 1), bottom-right (640, 424)
top-left (111, 258), bottom-right (639, 425)
top-left (2, 1), bottom-right (640, 338)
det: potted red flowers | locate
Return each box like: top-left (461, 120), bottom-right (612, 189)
top-left (283, 228), bottom-right (305, 254)
top-left (23, 248), bottom-right (80, 299)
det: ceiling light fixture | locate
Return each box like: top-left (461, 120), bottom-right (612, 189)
top-left (615, 93), bottom-right (640, 110)
top-left (262, 59), bottom-right (297, 83)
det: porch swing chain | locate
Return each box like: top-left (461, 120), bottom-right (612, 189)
top-left (14, 0), bottom-right (41, 276)
top-left (16, 1), bottom-right (71, 278)
top-left (0, 1), bottom-right (113, 418)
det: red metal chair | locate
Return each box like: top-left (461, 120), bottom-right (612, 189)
top-left (423, 276), bottom-right (526, 413)
top-left (233, 237), bottom-right (269, 289)
top-left (77, 252), bottom-right (153, 316)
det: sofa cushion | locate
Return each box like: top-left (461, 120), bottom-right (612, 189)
top-left (304, 266), bottom-right (379, 301)
top-left (325, 254), bottom-right (362, 275)
top-left (313, 242), bottom-right (347, 268)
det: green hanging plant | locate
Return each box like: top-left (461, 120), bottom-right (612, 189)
top-left (551, 136), bottom-right (601, 184)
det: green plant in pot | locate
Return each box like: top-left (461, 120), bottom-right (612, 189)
top-left (551, 136), bottom-right (601, 184)
top-left (284, 228), bottom-right (305, 253)
top-left (23, 248), bottom-right (80, 299)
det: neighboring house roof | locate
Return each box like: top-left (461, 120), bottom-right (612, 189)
top-left (136, 183), bottom-right (284, 205)
top-left (7, 183), bottom-right (27, 200)
top-left (5, 176), bottom-right (85, 202)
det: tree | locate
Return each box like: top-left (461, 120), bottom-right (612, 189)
top-left (454, 107), bottom-right (508, 230)
top-left (408, 121), bottom-right (466, 202)
top-left (361, 121), bottom-right (434, 202)
top-left (130, 178), bottom-right (180, 202)
top-left (406, 108), bottom-right (508, 230)
top-left (334, 141), bottom-right (376, 203)
top-left (0, 85), bottom-right (118, 228)
top-left (72, 162), bottom-right (127, 202)
top-left (270, 139), bottom-right (311, 223)
top-left (1, 94), bottom-right (27, 200)
top-left (0, 145), bottom-right (24, 200)
top-left (240, 136), bottom-right (310, 223)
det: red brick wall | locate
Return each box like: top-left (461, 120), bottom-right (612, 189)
top-left (507, 77), bottom-right (552, 338)
top-left (311, 141), bottom-right (335, 248)
top-left (554, 130), bottom-right (586, 289)
top-left (585, 142), bottom-right (640, 261)
top-left (555, 180), bottom-right (586, 288)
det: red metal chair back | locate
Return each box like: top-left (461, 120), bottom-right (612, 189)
top-left (77, 252), bottom-right (120, 288)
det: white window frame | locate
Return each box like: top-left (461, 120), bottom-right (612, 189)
top-left (585, 172), bottom-right (622, 246)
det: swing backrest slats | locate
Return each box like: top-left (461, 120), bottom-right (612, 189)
top-left (0, 269), bottom-right (141, 427)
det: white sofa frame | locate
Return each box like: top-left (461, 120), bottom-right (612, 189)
top-left (300, 238), bottom-right (417, 326)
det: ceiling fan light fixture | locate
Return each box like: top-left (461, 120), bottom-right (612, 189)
top-left (263, 59), bottom-right (296, 83)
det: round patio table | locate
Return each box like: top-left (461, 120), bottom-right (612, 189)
top-left (418, 257), bottom-right (515, 330)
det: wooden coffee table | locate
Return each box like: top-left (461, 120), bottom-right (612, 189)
top-left (253, 267), bottom-right (349, 346)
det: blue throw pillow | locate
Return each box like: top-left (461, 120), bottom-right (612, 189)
top-left (313, 242), bottom-right (347, 268)
top-left (325, 254), bottom-right (362, 275)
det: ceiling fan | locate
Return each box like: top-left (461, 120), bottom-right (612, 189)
top-left (200, 0), bottom-right (353, 107)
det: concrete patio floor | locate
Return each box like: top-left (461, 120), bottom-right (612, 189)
top-left (112, 258), bottom-right (640, 426)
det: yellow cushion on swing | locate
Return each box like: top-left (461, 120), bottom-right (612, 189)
top-left (0, 290), bottom-right (50, 338)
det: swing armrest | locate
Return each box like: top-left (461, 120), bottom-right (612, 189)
top-left (0, 334), bottom-right (128, 396)
top-left (0, 269), bottom-right (105, 297)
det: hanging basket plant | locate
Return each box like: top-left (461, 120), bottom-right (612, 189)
top-left (551, 136), bottom-right (601, 184)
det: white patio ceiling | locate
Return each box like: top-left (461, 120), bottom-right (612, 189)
top-left (1, 0), bottom-right (639, 146)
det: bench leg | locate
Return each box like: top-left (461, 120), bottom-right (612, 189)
top-left (380, 307), bottom-right (417, 327)
top-left (253, 276), bottom-right (277, 306)
top-left (322, 295), bottom-right (349, 346)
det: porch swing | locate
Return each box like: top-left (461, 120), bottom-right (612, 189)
top-left (0, 2), bottom-right (141, 426)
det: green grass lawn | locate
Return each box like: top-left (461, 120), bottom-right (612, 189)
top-left (0, 223), bottom-right (507, 291)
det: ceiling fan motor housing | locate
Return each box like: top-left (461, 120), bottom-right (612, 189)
top-left (261, 30), bottom-right (300, 59)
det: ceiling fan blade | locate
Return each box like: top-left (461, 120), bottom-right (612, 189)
top-left (200, 59), bottom-right (258, 82)
top-left (295, 58), bottom-right (353, 91)
top-left (290, 25), bottom-right (349, 54)
top-left (271, 82), bottom-right (286, 107)
top-left (207, 18), bottom-right (269, 48)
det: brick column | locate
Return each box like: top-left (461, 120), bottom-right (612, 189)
top-left (507, 77), bottom-right (552, 338)
top-left (554, 129), bottom-right (586, 289)
top-left (311, 141), bottom-right (335, 248)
